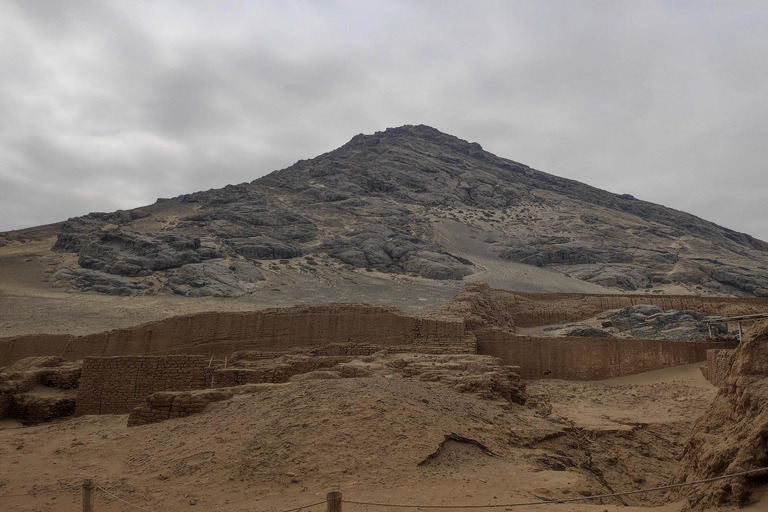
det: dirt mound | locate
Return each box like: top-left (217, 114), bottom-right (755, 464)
top-left (671, 319), bottom-right (768, 508)
top-left (129, 352), bottom-right (526, 427)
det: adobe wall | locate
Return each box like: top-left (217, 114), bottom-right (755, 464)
top-left (75, 355), bottom-right (209, 415)
top-left (0, 390), bottom-right (10, 419)
top-left (496, 291), bottom-right (768, 328)
top-left (10, 395), bottom-right (77, 425)
top-left (127, 388), bottom-right (235, 427)
top-left (476, 329), bottom-right (730, 380)
top-left (703, 349), bottom-right (736, 387)
top-left (0, 304), bottom-right (473, 366)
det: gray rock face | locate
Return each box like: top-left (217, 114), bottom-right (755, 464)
top-left (55, 268), bottom-right (150, 296)
top-left (165, 260), bottom-right (264, 297)
top-left (544, 325), bottom-right (612, 338)
top-left (225, 236), bottom-right (301, 260)
top-left (26, 124), bottom-right (768, 296)
top-left (54, 229), bottom-right (221, 277)
top-left (607, 305), bottom-right (724, 340)
top-left (322, 227), bottom-right (471, 279)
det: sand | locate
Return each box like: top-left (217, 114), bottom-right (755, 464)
top-left (1, 363), bottom-right (747, 512)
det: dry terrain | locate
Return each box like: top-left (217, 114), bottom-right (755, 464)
top-left (3, 363), bottom-right (754, 512)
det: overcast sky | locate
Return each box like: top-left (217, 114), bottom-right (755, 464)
top-left (2, 1), bottom-right (767, 240)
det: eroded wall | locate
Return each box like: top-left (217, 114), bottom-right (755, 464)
top-left (0, 304), bottom-right (473, 366)
top-left (75, 355), bottom-right (209, 415)
top-left (476, 329), bottom-right (731, 380)
top-left (703, 349), bottom-right (736, 387)
top-left (491, 290), bottom-right (768, 328)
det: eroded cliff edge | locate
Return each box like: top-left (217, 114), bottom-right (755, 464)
top-left (671, 319), bottom-right (768, 508)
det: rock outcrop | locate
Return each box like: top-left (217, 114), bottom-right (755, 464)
top-left (603, 305), bottom-right (726, 341)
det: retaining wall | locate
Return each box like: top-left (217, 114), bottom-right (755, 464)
top-left (476, 329), bottom-right (731, 380)
top-left (75, 355), bottom-right (209, 415)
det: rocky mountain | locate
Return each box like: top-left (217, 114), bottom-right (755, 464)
top-left (3, 124), bottom-right (768, 298)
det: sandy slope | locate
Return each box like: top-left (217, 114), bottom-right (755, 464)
top-left (431, 219), bottom-right (614, 294)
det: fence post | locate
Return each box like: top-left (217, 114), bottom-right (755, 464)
top-left (327, 491), bottom-right (342, 512)
top-left (82, 479), bottom-right (94, 512)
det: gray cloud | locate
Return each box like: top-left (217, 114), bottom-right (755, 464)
top-left (2, 0), bottom-right (768, 240)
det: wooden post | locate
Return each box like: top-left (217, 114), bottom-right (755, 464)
top-left (707, 324), bottom-right (713, 339)
top-left (82, 479), bottom-right (94, 512)
top-left (738, 322), bottom-right (744, 342)
top-left (327, 491), bottom-right (342, 512)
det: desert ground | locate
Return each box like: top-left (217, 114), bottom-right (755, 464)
top-left (3, 362), bottom-right (754, 512)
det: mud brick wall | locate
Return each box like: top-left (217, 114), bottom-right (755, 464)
top-left (0, 304), bottom-right (475, 366)
top-left (40, 367), bottom-right (81, 389)
top-left (411, 318), bottom-right (476, 354)
top-left (703, 349), bottom-right (736, 387)
top-left (501, 291), bottom-right (768, 328)
top-left (4, 292), bottom-right (766, 366)
top-left (212, 369), bottom-right (272, 387)
top-left (75, 356), bottom-right (208, 415)
top-left (0, 390), bottom-right (11, 419)
top-left (127, 389), bottom-right (234, 427)
top-left (10, 395), bottom-right (76, 424)
top-left (476, 329), bottom-right (731, 380)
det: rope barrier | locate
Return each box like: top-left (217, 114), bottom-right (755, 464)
top-left (0, 485), bottom-right (78, 498)
top-left (60, 337), bottom-right (74, 358)
top-left (96, 486), bottom-right (158, 512)
top-left (3, 466), bottom-right (767, 508)
top-left (277, 499), bottom-right (327, 512)
top-left (345, 467), bottom-right (768, 509)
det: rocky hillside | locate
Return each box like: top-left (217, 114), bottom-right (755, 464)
top-left (3, 124), bottom-right (768, 297)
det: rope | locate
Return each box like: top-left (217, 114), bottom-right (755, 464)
top-left (96, 486), bottom-right (158, 512)
top-left (344, 466), bottom-right (768, 509)
top-left (277, 500), bottom-right (326, 512)
top-left (0, 485), bottom-right (78, 498)
top-left (60, 337), bottom-right (74, 358)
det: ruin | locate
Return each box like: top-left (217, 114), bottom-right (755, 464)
top-left (0, 283), bottom-right (750, 428)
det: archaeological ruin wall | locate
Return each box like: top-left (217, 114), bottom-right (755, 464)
top-left (75, 355), bottom-right (209, 415)
top-left (494, 291), bottom-right (768, 328)
top-left (0, 304), bottom-right (473, 367)
top-left (476, 329), bottom-right (731, 380)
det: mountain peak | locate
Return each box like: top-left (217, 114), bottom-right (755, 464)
top-left (9, 125), bottom-right (768, 299)
top-left (343, 124), bottom-right (484, 153)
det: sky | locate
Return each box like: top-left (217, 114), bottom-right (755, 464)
top-left (1, 1), bottom-right (768, 240)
